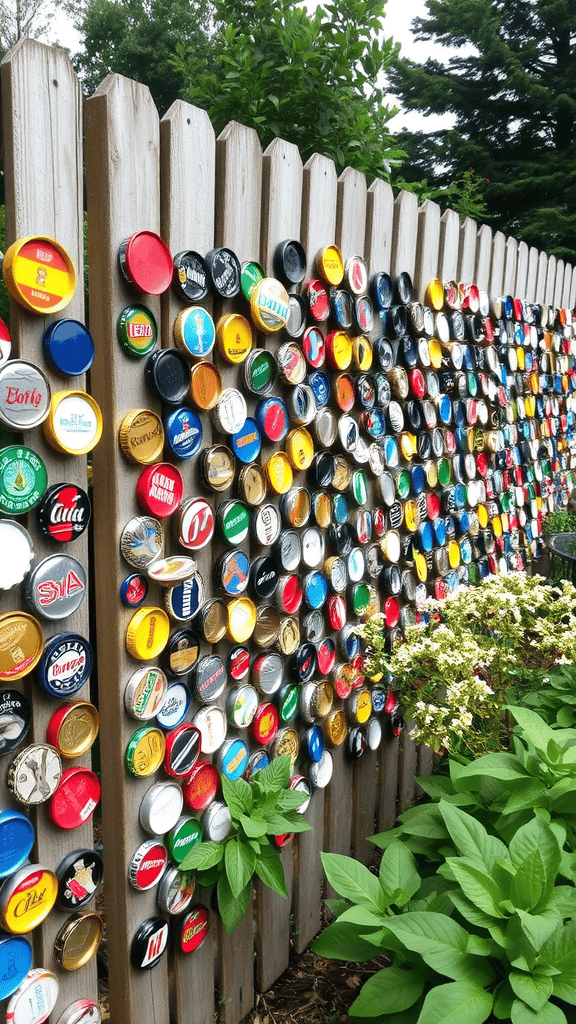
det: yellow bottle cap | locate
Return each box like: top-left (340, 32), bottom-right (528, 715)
top-left (125, 725), bottom-right (165, 776)
top-left (428, 338), bottom-right (442, 369)
top-left (227, 597), bottom-right (257, 643)
top-left (424, 461), bottom-right (438, 488)
top-left (43, 390), bottom-right (103, 455)
top-left (352, 335), bottom-right (373, 371)
top-left (517, 346), bottom-right (525, 370)
top-left (332, 455), bottom-right (352, 491)
top-left (327, 330), bottom-right (352, 370)
top-left (404, 500), bottom-right (420, 532)
top-left (351, 688), bottom-right (372, 724)
top-left (448, 539), bottom-right (461, 568)
top-left (265, 452), bottom-right (293, 494)
top-left (53, 911), bottom-right (103, 970)
top-left (272, 727), bottom-right (300, 764)
top-left (413, 550), bottom-right (428, 581)
top-left (400, 432), bottom-right (416, 460)
top-left (189, 361), bottom-right (222, 410)
top-left (316, 245), bottom-right (344, 285)
top-left (285, 427), bottom-right (314, 470)
top-left (314, 492), bottom-right (332, 528)
top-left (477, 504), bottom-right (489, 528)
top-left (118, 409), bottom-right (164, 464)
top-left (0, 611), bottom-right (44, 681)
top-left (492, 515), bottom-right (503, 538)
top-left (3, 236), bottom-right (76, 315)
top-left (316, 681), bottom-right (334, 718)
top-left (324, 708), bottom-right (348, 746)
top-left (126, 607), bottom-right (170, 660)
top-left (250, 278), bottom-right (290, 333)
top-left (425, 278), bottom-right (444, 310)
top-left (275, 615), bottom-right (300, 654)
top-left (216, 313), bottom-right (253, 364)
top-left (0, 865), bottom-right (58, 933)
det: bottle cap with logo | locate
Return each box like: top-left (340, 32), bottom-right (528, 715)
top-left (43, 391), bottom-right (103, 455)
top-left (53, 912), bottom-right (103, 971)
top-left (180, 906), bottom-right (210, 954)
top-left (46, 701), bottom-right (99, 759)
top-left (0, 445), bottom-right (47, 515)
top-left (0, 864), bottom-right (58, 933)
top-left (128, 841), bottom-right (168, 891)
top-left (131, 917), bottom-right (169, 970)
top-left (0, 935), bottom-right (32, 1001)
top-left (157, 866), bottom-right (195, 916)
top-left (5, 968), bottom-right (59, 1023)
top-left (139, 780), bottom-right (183, 835)
top-left (48, 766), bottom-right (100, 829)
top-left (0, 360), bottom-right (51, 431)
top-left (55, 848), bottom-right (103, 912)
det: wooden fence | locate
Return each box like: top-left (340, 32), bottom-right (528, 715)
top-left (0, 37), bottom-right (573, 1024)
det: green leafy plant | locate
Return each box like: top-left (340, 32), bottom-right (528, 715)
top-left (180, 755), bottom-right (311, 932)
top-left (542, 510), bottom-right (576, 585)
top-left (314, 803), bottom-right (576, 1024)
top-left (519, 666), bottom-right (576, 730)
top-left (381, 707), bottom-right (576, 861)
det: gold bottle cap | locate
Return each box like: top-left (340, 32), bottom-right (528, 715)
top-left (332, 455), bottom-right (352, 491)
top-left (0, 611), bottom-right (44, 681)
top-left (404, 500), bottom-right (420, 532)
top-left (216, 313), bottom-right (253, 363)
top-left (314, 492), bottom-right (332, 528)
top-left (238, 463), bottom-right (267, 506)
top-left (226, 597), bottom-right (257, 643)
top-left (200, 598), bottom-right (228, 643)
top-left (352, 335), bottom-right (373, 371)
top-left (253, 604), bottom-right (281, 648)
top-left (275, 615), bottom-right (300, 654)
top-left (324, 708), bottom-right (348, 746)
top-left (189, 360), bottom-right (223, 410)
top-left (316, 245), bottom-right (344, 285)
top-left (424, 460), bottom-right (438, 488)
top-left (264, 452), bottom-right (293, 494)
top-left (250, 278), bottom-right (290, 333)
top-left (46, 701), bottom-right (99, 759)
top-left (125, 725), bottom-right (165, 776)
top-left (43, 391), bottom-right (103, 455)
top-left (200, 445), bottom-right (235, 491)
top-left (53, 911), bottom-right (103, 970)
top-left (350, 688), bottom-right (372, 724)
top-left (272, 727), bottom-right (299, 764)
top-left (126, 606), bottom-right (170, 660)
top-left (118, 408), bottom-right (164, 464)
top-left (315, 681), bottom-right (334, 719)
top-left (286, 427), bottom-right (314, 471)
top-left (428, 338), bottom-right (442, 369)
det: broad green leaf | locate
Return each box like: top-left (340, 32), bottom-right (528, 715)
top-left (539, 920), bottom-right (576, 972)
top-left (253, 753), bottom-right (291, 792)
top-left (516, 910), bottom-right (561, 953)
top-left (224, 837), bottom-right (255, 898)
top-left (312, 921), bottom-right (383, 962)
top-left (510, 819), bottom-right (561, 892)
top-left (369, 826), bottom-right (404, 849)
top-left (239, 813), bottom-right (269, 838)
top-left (321, 851), bottom-right (385, 912)
top-left (466, 935), bottom-right (498, 956)
top-left (509, 971), bottom-right (553, 1012)
top-left (546, 886), bottom-right (576, 919)
top-left (445, 857), bottom-right (507, 918)
top-left (510, 851), bottom-right (545, 911)
top-left (457, 753), bottom-right (528, 783)
top-left (324, 898), bottom-right (350, 919)
top-left (383, 912), bottom-right (494, 987)
top-left (501, 780), bottom-right (547, 816)
top-left (439, 801), bottom-right (507, 871)
top-left (510, 998), bottom-right (567, 1024)
top-left (417, 980), bottom-right (493, 1024)
top-left (217, 873), bottom-right (252, 934)
top-left (349, 964), bottom-right (425, 1016)
top-left (263, 811), bottom-right (311, 834)
top-left (507, 707), bottom-right (560, 758)
top-left (416, 775), bottom-right (458, 800)
top-left (493, 979), bottom-right (514, 1019)
top-left (274, 789), bottom-right (308, 811)
top-left (221, 775), bottom-right (253, 820)
top-left (380, 841), bottom-right (421, 905)
top-left (448, 891), bottom-right (497, 929)
top-left (180, 840), bottom-right (224, 872)
top-left (336, 904), bottom-right (388, 929)
top-left (399, 805), bottom-right (449, 839)
top-left (552, 973), bottom-right (576, 1003)
top-left (253, 842), bottom-right (287, 898)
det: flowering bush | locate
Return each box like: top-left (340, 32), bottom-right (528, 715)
top-left (359, 573), bottom-right (576, 756)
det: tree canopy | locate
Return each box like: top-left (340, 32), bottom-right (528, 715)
top-left (389, 0), bottom-right (576, 261)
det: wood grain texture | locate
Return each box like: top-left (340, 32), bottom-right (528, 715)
top-left (377, 735), bottom-right (399, 831)
top-left (301, 153), bottom-right (338, 276)
top-left (562, 263), bottom-right (573, 308)
top-left (261, 137), bottom-right (303, 277)
top-left (503, 236), bottom-right (518, 295)
top-left (536, 252), bottom-right (549, 303)
top-left (216, 121), bottom-right (262, 262)
top-left (474, 225), bottom-right (493, 291)
top-left (365, 178), bottom-right (394, 274)
top-left (398, 724), bottom-right (418, 813)
top-left (0, 38), bottom-right (96, 1018)
top-left (458, 217), bottom-right (477, 284)
top-left (526, 247), bottom-right (539, 302)
top-left (489, 232), bottom-right (506, 300)
top-left (545, 255), bottom-right (557, 306)
top-left (352, 750), bottom-right (379, 863)
top-left (414, 200), bottom-right (440, 301)
top-left (336, 166), bottom-right (367, 258)
top-left (293, 791), bottom-right (325, 953)
top-left (159, 99), bottom-right (217, 1024)
top-left (85, 71), bottom-right (170, 1024)
top-left (515, 241), bottom-right (529, 300)
top-left (219, 906), bottom-right (255, 1024)
top-left (554, 259), bottom-right (564, 308)
top-left (438, 209), bottom-right (460, 282)
top-left (254, 847), bottom-right (294, 992)
top-left (391, 190), bottom-right (418, 280)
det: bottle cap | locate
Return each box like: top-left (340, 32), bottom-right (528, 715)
top-left (118, 231), bottom-right (172, 293)
top-left (131, 917), bottom-right (169, 970)
top-left (243, 349), bottom-right (276, 396)
top-left (276, 342), bottom-right (307, 384)
top-left (120, 516), bottom-right (164, 569)
top-left (42, 319), bottom-right (95, 376)
top-left (189, 361), bottom-right (222, 410)
top-left (145, 349), bottom-right (190, 405)
top-left (250, 278), bottom-right (290, 333)
top-left (211, 387), bottom-right (247, 434)
top-left (164, 723), bottom-right (201, 778)
top-left (226, 684), bottom-right (258, 728)
top-left (125, 607), bottom-right (170, 660)
top-left (136, 462), bottom-right (184, 518)
top-left (25, 554), bottom-right (87, 621)
top-left (180, 906), bottom-right (210, 954)
top-left (53, 912), bottom-right (103, 970)
top-left (182, 761), bottom-right (219, 812)
top-left (215, 550), bottom-right (249, 595)
top-left (118, 409), bottom-right (164, 465)
top-left (43, 391), bottom-right (102, 454)
top-left (238, 463), bottom-right (267, 506)
top-left (193, 705), bottom-right (227, 754)
top-left (216, 313), bottom-right (253, 362)
top-left (274, 240), bottom-right (307, 284)
top-left (116, 304), bottom-right (158, 358)
top-left (0, 445), bottom-right (47, 515)
top-left (205, 247), bottom-right (241, 298)
top-left (128, 841), bottom-right (168, 891)
top-left (253, 503), bottom-right (281, 546)
top-left (216, 739), bottom-right (249, 781)
top-left (227, 597), bottom-right (258, 643)
top-left (3, 235), bottom-right (75, 314)
top-left (0, 614), bottom-right (44, 683)
top-left (275, 615), bottom-right (300, 655)
top-left (139, 781), bottom-right (183, 836)
top-left (46, 701), bottom-right (99, 758)
top-left (36, 482), bottom-right (91, 543)
top-left (0, 935), bottom-right (32, 1001)
top-left (305, 278), bottom-right (330, 320)
top-left (0, 809), bottom-right (34, 878)
top-left (54, 1000), bottom-right (102, 1024)
top-left (177, 497), bottom-right (215, 550)
top-left (124, 726), bottom-right (165, 778)
top-left (149, 558), bottom-right (197, 589)
top-left (231, 417), bottom-right (261, 464)
top-left (0, 360), bottom-right (51, 431)
top-left (254, 604), bottom-right (281, 648)
top-left (199, 599), bottom-right (228, 643)
top-left (316, 245), bottom-right (344, 285)
top-left (256, 396), bottom-right (289, 442)
top-left (55, 848), bottom-right (103, 912)
top-left (0, 864), bottom-right (57, 934)
top-left (174, 307), bottom-right (215, 359)
top-left (157, 866), bottom-right (195, 915)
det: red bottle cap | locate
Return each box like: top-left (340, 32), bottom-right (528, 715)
top-left (384, 596), bottom-right (400, 628)
top-left (136, 463), bottom-right (184, 519)
top-left (327, 595), bottom-right (346, 630)
top-left (249, 703), bottom-right (279, 745)
top-left (119, 231), bottom-right (173, 295)
top-left (180, 906), bottom-right (209, 953)
top-left (182, 760), bottom-right (219, 811)
top-left (47, 766), bottom-right (100, 829)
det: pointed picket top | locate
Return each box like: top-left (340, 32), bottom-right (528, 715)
top-left (570, 266), bottom-right (576, 309)
top-left (414, 199), bottom-right (440, 302)
top-left (391, 188), bottom-right (418, 279)
top-left (261, 137), bottom-right (303, 276)
top-left (336, 166), bottom-right (367, 257)
top-left (536, 250), bottom-right (548, 303)
top-left (365, 177), bottom-right (394, 274)
top-left (458, 216), bottom-right (477, 283)
top-left (562, 262), bottom-right (572, 309)
top-left (554, 259), bottom-right (564, 308)
top-left (545, 254), bottom-right (557, 305)
top-left (489, 230), bottom-right (506, 299)
top-left (526, 247), bottom-right (539, 303)
top-left (503, 236), bottom-right (518, 296)
top-left (160, 100), bottom-right (216, 256)
top-left (474, 224), bottom-right (492, 291)
top-left (301, 152), bottom-right (338, 276)
top-left (515, 241), bottom-right (528, 300)
top-left (216, 120), bottom-right (263, 261)
top-left (438, 209), bottom-right (460, 282)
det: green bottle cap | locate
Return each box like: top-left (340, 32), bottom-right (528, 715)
top-left (351, 582), bottom-right (370, 616)
top-left (124, 725), bottom-right (165, 777)
top-left (217, 499), bottom-right (250, 545)
top-left (468, 562), bottom-right (480, 585)
top-left (395, 469), bottom-right (410, 499)
top-left (438, 458), bottom-right (451, 487)
top-left (166, 815), bottom-right (202, 864)
top-left (117, 304), bottom-right (158, 358)
top-left (278, 684), bottom-right (299, 723)
top-left (244, 349), bottom-right (276, 397)
top-left (0, 446), bottom-right (47, 515)
top-left (241, 261), bottom-right (266, 300)
top-left (350, 470), bottom-right (368, 506)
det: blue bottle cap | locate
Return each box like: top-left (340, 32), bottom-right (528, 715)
top-left (303, 571), bottom-right (328, 610)
top-left (120, 573), bottom-right (148, 607)
top-left (218, 737), bottom-right (249, 780)
top-left (306, 370), bottom-right (331, 407)
top-left (370, 272), bottom-right (393, 311)
top-left (231, 417), bottom-right (261, 464)
top-left (0, 935), bottom-right (32, 1000)
top-left (452, 400), bottom-right (466, 427)
top-left (163, 407), bottom-right (203, 459)
top-left (455, 511), bottom-right (469, 536)
top-left (433, 518), bottom-right (447, 546)
top-left (437, 395), bottom-right (452, 425)
top-left (383, 436), bottom-right (399, 466)
top-left (453, 484), bottom-right (468, 509)
top-left (215, 550), bottom-right (250, 595)
top-left (42, 318), bottom-right (95, 376)
top-left (460, 537), bottom-right (473, 564)
top-left (461, 345), bottom-right (474, 369)
top-left (417, 522), bottom-right (434, 552)
top-left (245, 748), bottom-right (270, 779)
top-left (0, 810), bottom-right (35, 878)
top-left (410, 465), bottom-right (426, 495)
top-left (157, 682), bottom-right (190, 729)
top-left (305, 725), bottom-right (325, 763)
top-left (36, 632), bottom-right (94, 698)
top-left (332, 494), bottom-right (349, 524)
top-left (165, 574), bottom-right (204, 620)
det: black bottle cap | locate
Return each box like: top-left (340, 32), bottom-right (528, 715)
top-left (56, 847), bottom-right (104, 911)
top-left (131, 916), bottom-right (169, 969)
top-left (204, 247), bottom-right (241, 298)
top-left (250, 556), bottom-right (280, 599)
top-left (172, 250), bottom-right (210, 303)
top-left (145, 349), bottom-right (190, 405)
top-left (273, 240), bottom-right (307, 285)
top-left (161, 628), bottom-right (201, 677)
